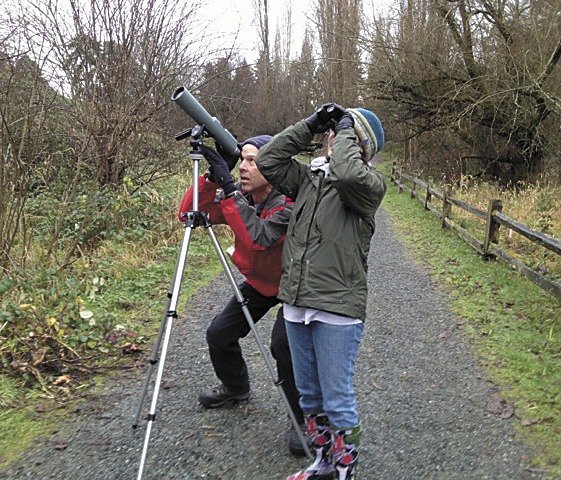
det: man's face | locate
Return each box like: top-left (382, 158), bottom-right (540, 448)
top-left (239, 144), bottom-right (270, 193)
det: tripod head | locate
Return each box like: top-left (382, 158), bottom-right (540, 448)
top-left (174, 123), bottom-right (214, 226)
top-left (174, 124), bottom-right (211, 167)
top-left (175, 123), bottom-right (207, 145)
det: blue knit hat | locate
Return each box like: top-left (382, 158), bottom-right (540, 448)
top-left (241, 135), bottom-right (273, 150)
top-left (348, 108), bottom-right (384, 161)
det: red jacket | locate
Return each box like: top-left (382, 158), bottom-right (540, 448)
top-left (178, 176), bottom-right (293, 297)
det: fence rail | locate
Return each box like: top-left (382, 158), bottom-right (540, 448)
top-left (390, 164), bottom-right (561, 301)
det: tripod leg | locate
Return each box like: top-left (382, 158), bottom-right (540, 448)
top-left (132, 293), bottom-right (171, 428)
top-left (205, 225), bottom-right (313, 461)
top-left (136, 224), bottom-right (195, 480)
top-left (133, 218), bottom-right (199, 427)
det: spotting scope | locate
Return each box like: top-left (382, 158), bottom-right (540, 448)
top-left (171, 86), bottom-right (241, 158)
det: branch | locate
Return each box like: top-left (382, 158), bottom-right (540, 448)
top-left (536, 37), bottom-right (561, 88)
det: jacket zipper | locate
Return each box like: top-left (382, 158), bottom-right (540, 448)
top-left (295, 172), bottom-right (326, 297)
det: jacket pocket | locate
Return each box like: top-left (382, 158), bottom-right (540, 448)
top-left (303, 240), bottom-right (355, 300)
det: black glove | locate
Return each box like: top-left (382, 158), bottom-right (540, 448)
top-left (202, 146), bottom-right (237, 197)
top-left (334, 111), bottom-right (355, 133)
top-left (215, 141), bottom-right (241, 171)
top-left (304, 102), bottom-right (343, 134)
top-left (321, 103), bottom-right (347, 122)
top-left (304, 103), bottom-right (334, 135)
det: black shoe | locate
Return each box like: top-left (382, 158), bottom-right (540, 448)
top-left (198, 384), bottom-right (250, 409)
top-left (288, 423), bottom-right (307, 456)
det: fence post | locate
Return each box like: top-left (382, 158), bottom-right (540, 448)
top-left (424, 181), bottom-right (432, 210)
top-left (391, 162), bottom-right (397, 185)
top-left (398, 166), bottom-right (404, 193)
top-left (442, 185), bottom-right (451, 228)
top-left (411, 176), bottom-right (417, 199)
top-left (404, 140), bottom-right (410, 166)
top-left (484, 199), bottom-right (503, 258)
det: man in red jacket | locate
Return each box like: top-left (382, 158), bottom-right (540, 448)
top-left (178, 135), bottom-right (304, 455)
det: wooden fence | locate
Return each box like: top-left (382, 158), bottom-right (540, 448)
top-left (390, 164), bottom-right (561, 301)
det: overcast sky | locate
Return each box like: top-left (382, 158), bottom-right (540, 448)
top-left (202, 0), bottom-right (314, 61)
top-left (202, 0), bottom-right (391, 62)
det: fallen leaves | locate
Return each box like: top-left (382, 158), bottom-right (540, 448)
top-left (485, 393), bottom-right (515, 419)
top-left (521, 417), bottom-right (553, 427)
top-left (122, 342), bottom-right (142, 355)
top-left (53, 375), bottom-right (72, 385)
top-left (53, 439), bottom-right (68, 451)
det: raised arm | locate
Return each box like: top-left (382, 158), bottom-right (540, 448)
top-left (255, 121), bottom-right (312, 200)
top-left (329, 127), bottom-right (387, 223)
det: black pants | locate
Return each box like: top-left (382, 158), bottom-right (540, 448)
top-left (206, 281), bottom-right (303, 423)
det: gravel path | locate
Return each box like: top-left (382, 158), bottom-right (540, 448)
top-left (0, 208), bottom-right (543, 480)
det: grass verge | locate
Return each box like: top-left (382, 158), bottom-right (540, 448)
top-left (0, 408), bottom-right (53, 465)
top-left (0, 376), bottom-right (54, 465)
top-left (380, 168), bottom-right (561, 478)
top-left (0, 225), bottom-right (225, 469)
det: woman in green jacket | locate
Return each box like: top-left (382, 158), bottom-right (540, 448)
top-left (256, 104), bottom-right (386, 480)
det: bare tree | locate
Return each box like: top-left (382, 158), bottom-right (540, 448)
top-left (253, 0), bottom-right (272, 97)
top-left (0, 13), bottom-right (77, 271)
top-left (23, 0), bottom-right (206, 188)
top-left (295, 28), bottom-right (322, 116)
top-left (362, 0), bottom-right (561, 183)
top-left (197, 54), bottom-right (258, 140)
top-left (0, 0), bottom-right (213, 272)
top-left (249, 0), bottom-right (304, 133)
top-left (314, 0), bottom-right (362, 106)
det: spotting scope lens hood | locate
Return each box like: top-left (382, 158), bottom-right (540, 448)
top-left (171, 86), bottom-right (241, 158)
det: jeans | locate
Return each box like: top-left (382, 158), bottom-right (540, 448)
top-left (285, 320), bottom-right (363, 428)
top-left (271, 307), bottom-right (304, 423)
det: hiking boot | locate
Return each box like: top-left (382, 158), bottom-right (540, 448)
top-left (288, 422), bottom-right (307, 457)
top-left (198, 384), bottom-right (250, 408)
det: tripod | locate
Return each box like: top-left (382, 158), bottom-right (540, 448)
top-left (132, 126), bottom-right (312, 480)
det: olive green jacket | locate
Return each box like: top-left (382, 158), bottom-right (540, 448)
top-left (256, 120), bottom-right (387, 320)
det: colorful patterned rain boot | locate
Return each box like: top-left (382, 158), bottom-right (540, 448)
top-left (331, 424), bottom-right (360, 480)
top-left (285, 413), bottom-right (336, 480)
